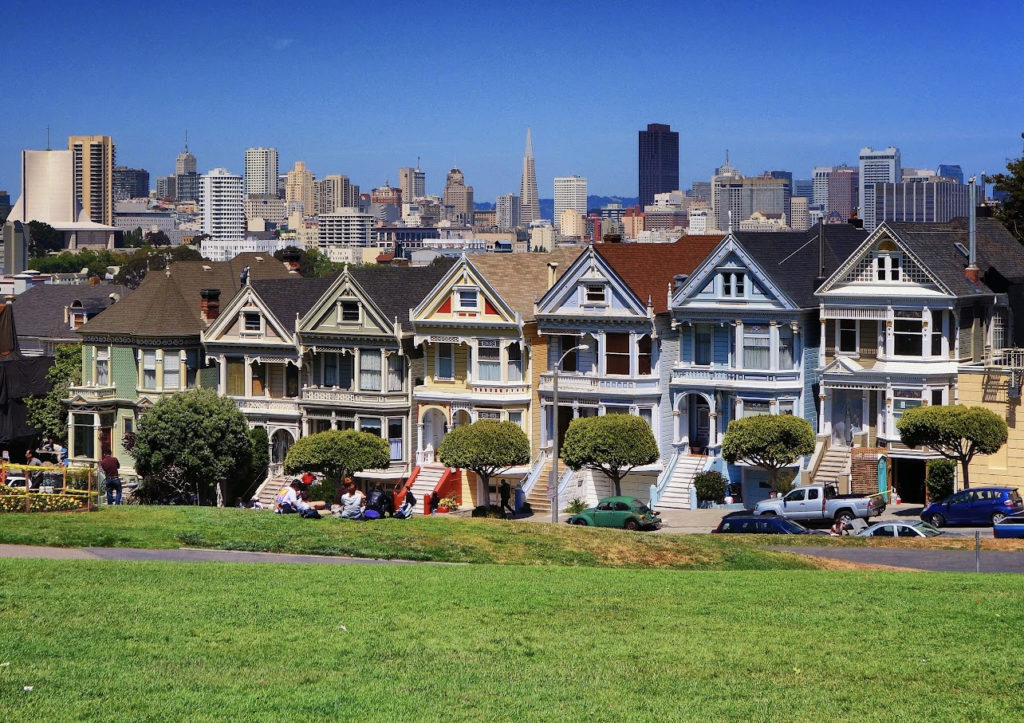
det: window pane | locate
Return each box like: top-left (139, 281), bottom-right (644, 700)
top-left (387, 354), bottom-right (404, 391)
top-left (360, 350), bottom-right (381, 391)
top-left (251, 362), bottom-right (265, 395)
top-left (695, 326), bottom-right (711, 365)
top-left (359, 418), bottom-right (382, 437)
top-left (507, 343), bottom-right (523, 382)
top-left (324, 354), bottom-right (337, 386)
top-left (438, 343), bottom-right (454, 379)
top-left (779, 326), bottom-right (794, 369)
top-left (226, 359), bottom-right (244, 396)
top-left (96, 348), bottom-right (109, 385)
top-left (894, 320), bottom-right (923, 357)
top-left (743, 328), bottom-right (770, 370)
top-left (606, 333), bottom-right (630, 375)
top-left (339, 354), bottom-right (354, 390)
top-left (637, 335), bottom-right (652, 375)
top-left (163, 352), bottom-right (180, 390)
top-left (839, 320), bottom-right (857, 353)
top-left (341, 301), bottom-right (359, 322)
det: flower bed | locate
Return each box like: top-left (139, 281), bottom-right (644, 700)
top-left (0, 489), bottom-right (96, 513)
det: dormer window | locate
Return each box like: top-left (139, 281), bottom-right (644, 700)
top-left (722, 272), bottom-right (745, 298)
top-left (339, 300), bottom-right (360, 323)
top-left (456, 289), bottom-right (479, 311)
top-left (243, 311), bottom-right (261, 332)
top-left (584, 284), bottom-right (607, 305)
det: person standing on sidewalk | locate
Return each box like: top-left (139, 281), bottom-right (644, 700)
top-left (99, 450), bottom-right (122, 505)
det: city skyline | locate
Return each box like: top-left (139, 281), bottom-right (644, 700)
top-left (2, 1), bottom-right (1021, 201)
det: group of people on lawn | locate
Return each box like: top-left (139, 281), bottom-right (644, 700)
top-left (273, 474), bottom-right (416, 520)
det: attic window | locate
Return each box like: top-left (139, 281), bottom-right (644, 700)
top-left (875, 253), bottom-right (901, 281)
top-left (339, 300), bottom-right (360, 323)
top-left (722, 272), bottom-right (745, 298)
top-left (243, 312), bottom-right (262, 332)
top-left (584, 284), bottom-right (607, 305)
top-left (456, 289), bottom-right (478, 311)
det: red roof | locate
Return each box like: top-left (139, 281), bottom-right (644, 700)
top-left (594, 235), bottom-right (723, 314)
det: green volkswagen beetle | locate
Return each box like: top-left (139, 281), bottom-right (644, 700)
top-left (567, 496), bottom-right (662, 531)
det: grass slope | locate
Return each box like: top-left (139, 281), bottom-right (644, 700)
top-left (1, 559), bottom-right (1020, 720)
top-left (0, 507), bottom-right (819, 570)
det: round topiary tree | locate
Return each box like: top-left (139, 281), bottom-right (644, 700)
top-left (926, 459), bottom-right (955, 502)
top-left (721, 414), bottom-right (815, 492)
top-left (693, 470), bottom-right (728, 506)
top-left (438, 420), bottom-right (530, 507)
top-left (560, 414), bottom-right (659, 497)
top-left (898, 405), bottom-right (1008, 490)
top-left (284, 429), bottom-right (390, 485)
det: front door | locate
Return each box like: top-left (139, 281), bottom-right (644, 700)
top-left (557, 406), bottom-right (574, 450)
top-left (877, 457), bottom-right (888, 496)
top-left (691, 398), bottom-right (710, 452)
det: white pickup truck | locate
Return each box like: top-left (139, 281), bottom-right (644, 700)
top-left (753, 483), bottom-right (885, 524)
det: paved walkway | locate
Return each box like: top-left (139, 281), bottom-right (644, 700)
top-left (772, 546), bottom-right (1024, 573)
top-left (0, 544), bottom-right (444, 566)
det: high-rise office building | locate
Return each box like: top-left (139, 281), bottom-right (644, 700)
top-left (858, 146), bottom-right (901, 231)
top-left (812, 166), bottom-right (832, 208)
top-left (285, 161), bottom-right (315, 215)
top-left (176, 172), bottom-right (199, 203)
top-left (794, 179), bottom-right (813, 200)
top-left (176, 134), bottom-right (196, 175)
top-left (872, 179), bottom-right (973, 226)
top-left (638, 123), bottom-right (679, 208)
top-left (496, 193), bottom-right (521, 230)
top-left (113, 167), bottom-right (149, 200)
top-left (156, 176), bottom-right (176, 200)
top-left (318, 207), bottom-right (375, 247)
top-left (553, 175), bottom-right (587, 230)
top-left (711, 153), bottom-right (744, 232)
top-left (827, 165), bottom-right (859, 219)
top-left (244, 147), bottom-right (279, 196)
top-left (936, 164), bottom-right (964, 184)
top-left (399, 165), bottom-right (426, 202)
top-left (315, 175), bottom-right (358, 216)
top-left (443, 167), bottom-right (474, 225)
top-left (199, 168), bottom-right (245, 241)
top-left (519, 128), bottom-right (539, 224)
top-left (68, 135), bottom-right (115, 225)
top-left (690, 182), bottom-right (711, 203)
top-left (743, 174), bottom-right (787, 220)
top-left (767, 170), bottom-right (793, 220)
top-left (790, 197), bottom-right (810, 231)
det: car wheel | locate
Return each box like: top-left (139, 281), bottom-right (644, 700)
top-left (992, 512), bottom-right (1007, 525)
top-left (624, 519), bottom-right (640, 531)
top-left (835, 510), bottom-right (855, 525)
top-left (930, 513), bottom-right (945, 528)
top-left (572, 518), bottom-right (588, 526)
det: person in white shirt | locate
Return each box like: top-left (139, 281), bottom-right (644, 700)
top-left (337, 479), bottom-right (365, 520)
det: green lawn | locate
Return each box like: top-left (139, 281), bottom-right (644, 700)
top-left (0, 507), bottom-right (823, 570)
top-left (0, 559), bottom-right (1020, 720)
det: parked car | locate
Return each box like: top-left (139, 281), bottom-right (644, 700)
top-left (753, 483), bottom-right (885, 524)
top-left (567, 496), bottom-right (661, 531)
top-left (921, 487), bottom-right (1024, 527)
top-left (712, 515), bottom-right (810, 534)
top-left (856, 521), bottom-right (943, 538)
top-left (4, 476), bottom-right (27, 489)
top-left (993, 514), bottom-right (1024, 539)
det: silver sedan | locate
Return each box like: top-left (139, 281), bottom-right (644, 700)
top-left (856, 520), bottom-right (943, 538)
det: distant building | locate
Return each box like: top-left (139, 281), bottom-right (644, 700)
top-left (156, 176), bottom-right (176, 200)
top-left (519, 128), bottom-right (540, 224)
top-left (738, 211), bottom-right (788, 232)
top-left (638, 123), bottom-right (679, 208)
top-left (794, 178), bottom-right (813, 200)
top-left (399, 165), bottom-right (425, 202)
top-left (244, 147), bottom-right (279, 196)
top-left (318, 207), bottom-right (375, 249)
top-left (790, 196), bottom-right (810, 231)
top-left (872, 178), bottom-right (974, 226)
top-left (553, 175), bottom-right (587, 230)
top-left (936, 164), bottom-right (964, 184)
top-left (711, 153), bottom-right (744, 232)
top-left (827, 165), bottom-right (858, 219)
top-left (285, 161), bottom-right (315, 216)
top-left (199, 237), bottom-right (293, 263)
top-left (113, 167), bottom-right (149, 200)
top-left (690, 182), bottom-right (711, 203)
top-left (68, 135), bottom-right (115, 225)
top-left (559, 209), bottom-right (586, 238)
top-left (176, 136), bottom-right (197, 175)
top-left (315, 175), bottom-right (358, 216)
top-left (443, 168), bottom-right (474, 225)
top-left (199, 168), bottom-right (245, 241)
top-left (812, 166), bottom-right (832, 208)
top-left (496, 193), bottom-right (520, 230)
top-left (176, 172), bottom-right (199, 203)
top-left (859, 146), bottom-right (901, 231)
top-left (767, 170), bottom-right (792, 220)
top-left (245, 194), bottom-right (287, 225)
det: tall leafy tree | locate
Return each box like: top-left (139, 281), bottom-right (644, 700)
top-left (284, 429), bottom-right (390, 483)
top-left (721, 414), bottom-right (815, 492)
top-left (897, 405), bottom-right (1007, 490)
top-left (25, 345), bottom-right (82, 444)
top-left (986, 151), bottom-right (1024, 243)
top-left (26, 221), bottom-right (64, 257)
top-left (438, 420), bottom-right (530, 505)
top-left (130, 388), bottom-right (252, 505)
top-left (560, 414), bottom-right (659, 497)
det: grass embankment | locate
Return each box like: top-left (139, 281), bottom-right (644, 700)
top-left (1, 559), bottom-right (1021, 720)
top-left (0, 507), bottom-right (821, 570)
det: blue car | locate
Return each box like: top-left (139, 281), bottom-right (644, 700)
top-left (993, 514), bottom-right (1024, 539)
top-left (921, 487), bottom-right (1024, 527)
top-left (712, 515), bottom-right (810, 534)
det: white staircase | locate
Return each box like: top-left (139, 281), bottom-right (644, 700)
top-left (655, 455), bottom-right (707, 510)
top-left (813, 445), bottom-right (851, 487)
top-left (410, 464), bottom-right (446, 503)
top-left (255, 473), bottom-right (288, 508)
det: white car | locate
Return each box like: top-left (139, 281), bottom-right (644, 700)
top-left (4, 476), bottom-right (27, 488)
top-left (856, 520), bottom-right (943, 538)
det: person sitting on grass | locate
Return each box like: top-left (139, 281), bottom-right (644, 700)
top-left (364, 482), bottom-right (388, 519)
top-left (335, 479), bottom-right (365, 520)
top-left (394, 487), bottom-right (417, 519)
top-left (276, 481), bottom-right (301, 514)
top-left (295, 491), bottom-right (321, 519)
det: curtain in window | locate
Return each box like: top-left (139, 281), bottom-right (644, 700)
top-left (142, 351), bottom-right (157, 388)
top-left (250, 362), bottom-right (265, 396)
top-left (163, 351), bottom-right (180, 390)
top-left (360, 350), bottom-right (381, 391)
top-left (778, 326), bottom-right (794, 369)
top-left (388, 418), bottom-right (403, 460)
top-left (96, 349), bottom-right (109, 385)
top-left (387, 354), bottom-right (404, 391)
top-left (507, 343), bottom-right (523, 382)
top-left (226, 359), bottom-right (244, 396)
top-left (743, 328), bottom-right (770, 370)
top-left (478, 345), bottom-right (501, 381)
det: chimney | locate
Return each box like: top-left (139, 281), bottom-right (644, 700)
top-left (965, 177), bottom-right (980, 284)
top-left (813, 217), bottom-right (827, 292)
top-left (547, 262), bottom-right (558, 289)
top-left (200, 288), bottom-right (221, 322)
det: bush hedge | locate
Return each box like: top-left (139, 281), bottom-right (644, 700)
top-left (927, 459), bottom-right (955, 502)
top-left (693, 471), bottom-right (728, 504)
top-left (0, 490), bottom-right (93, 513)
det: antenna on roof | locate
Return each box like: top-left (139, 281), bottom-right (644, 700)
top-left (46, 124), bottom-right (50, 151)
top-left (184, 129), bottom-right (189, 153)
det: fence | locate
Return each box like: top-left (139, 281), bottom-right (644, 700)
top-left (0, 463), bottom-right (98, 513)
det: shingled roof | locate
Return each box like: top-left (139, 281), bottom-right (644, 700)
top-left (79, 253), bottom-right (293, 338)
top-left (249, 276), bottom-right (337, 333)
top-left (468, 249), bottom-right (582, 319)
top-left (351, 259), bottom-right (455, 330)
top-left (595, 236), bottom-right (724, 314)
top-left (13, 283), bottom-right (130, 344)
top-left (735, 224), bottom-right (868, 308)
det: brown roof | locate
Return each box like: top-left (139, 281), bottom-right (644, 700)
top-left (595, 236), bottom-right (723, 313)
top-left (467, 249), bottom-right (583, 320)
top-left (79, 252), bottom-right (293, 338)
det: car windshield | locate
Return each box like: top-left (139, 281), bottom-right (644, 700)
top-left (631, 502), bottom-right (652, 514)
top-left (914, 522), bottom-right (942, 537)
top-left (779, 519), bottom-right (807, 533)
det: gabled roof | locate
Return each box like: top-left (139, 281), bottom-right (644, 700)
top-left (595, 236), bottom-right (724, 314)
top-left (13, 283), bottom-right (130, 342)
top-left (735, 225), bottom-right (867, 307)
top-left (78, 253), bottom-right (293, 338)
top-left (350, 259), bottom-right (455, 329)
top-left (248, 276), bottom-right (338, 334)
top-left (462, 249), bottom-right (581, 319)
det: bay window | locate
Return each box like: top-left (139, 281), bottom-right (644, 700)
top-left (163, 351), bottom-right (180, 390)
top-left (637, 335), bottom-right (652, 375)
top-left (605, 333), bottom-right (630, 375)
top-left (478, 343), bottom-right (501, 381)
top-left (778, 325), bottom-right (795, 369)
top-left (387, 354), bottom-right (404, 392)
top-left (360, 350), bottom-right (381, 391)
top-left (507, 343), bottom-right (523, 382)
top-left (894, 319), bottom-right (923, 357)
top-left (226, 358), bottom-right (244, 396)
top-left (142, 351), bottom-right (157, 388)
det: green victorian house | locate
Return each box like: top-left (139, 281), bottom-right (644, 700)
top-left (67, 253), bottom-right (292, 476)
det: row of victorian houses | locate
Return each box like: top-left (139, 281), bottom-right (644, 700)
top-left (65, 213), bottom-right (1024, 510)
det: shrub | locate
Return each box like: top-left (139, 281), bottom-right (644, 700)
top-left (0, 491), bottom-right (92, 513)
top-left (693, 471), bottom-right (728, 504)
top-left (774, 468), bottom-right (798, 496)
top-left (565, 497), bottom-right (587, 515)
top-left (307, 479), bottom-right (341, 504)
top-left (927, 459), bottom-right (956, 502)
top-left (471, 504), bottom-right (505, 518)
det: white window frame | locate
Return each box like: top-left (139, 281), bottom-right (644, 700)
top-left (338, 299), bottom-right (361, 324)
top-left (875, 253), bottom-right (902, 282)
top-left (583, 283), bottom-right (607, 306)
top-left (455, 288), bottom-right (479, 312)
top-left (721, 271), bottom-right (746, 299)
top-left (141, 350), bottom-right (157, 389)
top-left (836, 319), bottom-right (859, 355)
top-left (163, 350), bottom-right (181, 390)
top-left (95, 347), bottom-right (110, 386)
top-left (436, 343), bottom-right (455, 380)
top-left (241, 310), bottom-right (263, 334)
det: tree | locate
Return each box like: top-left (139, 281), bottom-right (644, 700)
top-left (25, 344), bottom-right (81, 444)
top-left (897, 405), bottom-right (1007, 490)
top-left (113, 245), bottom-right (203, 289)
top-left (560, 414), bottom-right (659, 497)
top-left (130, 388), bottom-right (252, 505)
top-left (274, 246), bottom-right (338, 278)
top-left (26, 221), bottom-right (64, 257)
top-left (123, 227), bottom-right (145, 248)
top-left (144, 230), bottom-right (171, 246)
top-left (284, 429), bottom-right (390, 483)
top-left (721, 414), bottom-right (815, 492)
top-left (985, 151), bottom-right (1024, 243)
top-left (437, 420), bottom-right (530, 506)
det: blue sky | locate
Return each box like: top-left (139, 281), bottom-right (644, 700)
top-left (2, 0), bottom-right (1022, 201)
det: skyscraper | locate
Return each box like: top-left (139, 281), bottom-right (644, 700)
top-left (767, 170), bottom-right (793, 221)
top-left (858, 146), bottom-right (901, 231)
top-left (199, 168), bottom-right (245, 241)
top-left (443, 167), bottom-right (474, 225)
top-left (399, 164), bottom-right (425, 202)
top-left (827, 166), bottom-right (859, 219)
top-left (113, 167), bottom-right (150, 200)
top-left (496, 193), bottom-right (520, 230)
top-left (244, 147), bottom-right (279, 196)
top-left (285, 161), bottom-right (315, 215)
top-left (936, 164), bottom-right (964, 184)
top-left (553, 176), bottom-right (587, 230)
top-left (711, 153), bottom-right (743, 232)
top-left (68, 135), bottom-right (115, 225)
top-left (812, 166), bottom-right (832, 209)
top-left (638, 123), bottom-right (679, 208)
top-left (175, 134), bottom-right (198, 202)
top-left (519, 128), bottom-right (539, 224)
top-left (175, 134), bottom-right (196, 175)
top-left (315, 175), bottom-right (358, 215)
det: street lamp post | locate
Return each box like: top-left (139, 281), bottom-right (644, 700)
top-left (550, 344), bottom-right (587, 524)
